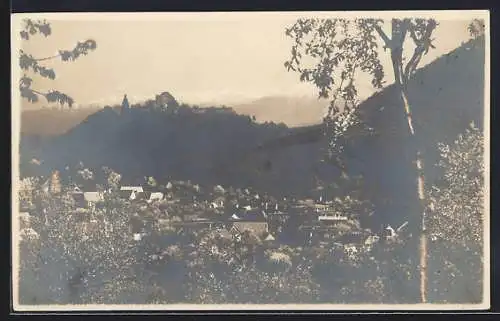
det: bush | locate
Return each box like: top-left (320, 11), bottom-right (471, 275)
top-left (427, 122), bottom-right (485, 303)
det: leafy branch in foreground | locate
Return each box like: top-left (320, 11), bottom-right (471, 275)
top-left (20, 74), bottom-right (75, 106)
top-left (18, 18), bottom-right (97, 108)
top-left (19, 19), bottom-right (52, 40)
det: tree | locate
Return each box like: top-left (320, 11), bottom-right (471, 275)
top-left (102, 166), bottom-right (122, 191)
top-left (18, 169), bottom-right (156, 304)
top-left (18, 18), bottom-right (97, 108)
top-left (468, 19), bottom-right (486, 39)
top-left (284, 17), bottom-right (437, 302)
top-left (426, 123), bottom-right (484, 303)
top-left (146, 176), bottom-right (157, 188)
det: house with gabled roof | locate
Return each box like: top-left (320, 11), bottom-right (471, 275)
top-left (145, 192), bottom-right (164, 203)
top-left (119, 187), bottom-right (145, 201)
top-left (262, 231), bottom-right (276, 242)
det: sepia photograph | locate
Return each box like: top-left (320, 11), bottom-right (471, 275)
top-left (11, 10), bottom-right (490, 311)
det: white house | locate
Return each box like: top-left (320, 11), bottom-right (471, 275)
top-left (318, 214), bottom-right (348, 222)
top-left (83, 192), bottom-right (104, 210)
top-left (120, 186), bottom-right (144, 193)
top-left (146, 192), bottom-right (164, 203)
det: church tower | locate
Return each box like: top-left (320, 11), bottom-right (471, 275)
top-left (121, 94), bottom-right (130, 114)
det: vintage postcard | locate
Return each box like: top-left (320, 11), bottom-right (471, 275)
top-left (11, 10), bottom-right (490, 311)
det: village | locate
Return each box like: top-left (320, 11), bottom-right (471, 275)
top-left (18, 169), bottom-right (407, 255)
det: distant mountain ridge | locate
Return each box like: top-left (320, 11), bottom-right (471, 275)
top-left (20, 107), bottom-right (102, 137)
top-left (20, 95), bottom-right (329, 137)
top-left (232, 95), bottom-right (329, 127)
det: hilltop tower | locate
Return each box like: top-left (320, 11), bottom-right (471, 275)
top-left (121, 94), bottom-right (130, 114)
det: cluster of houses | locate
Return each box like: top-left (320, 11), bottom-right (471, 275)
top-left (18, 173), bottom-right (406, 248)
top-left (64, 182), bottom-right (389, 246)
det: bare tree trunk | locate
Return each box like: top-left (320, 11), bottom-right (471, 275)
top-left (399, 86), bottom-right (427, 303)
top-left (389, 18), bottom-right (428, 300)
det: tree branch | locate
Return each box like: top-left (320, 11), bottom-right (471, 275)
top-left (373, 24), bottom-right (392, 50)
top-left (408, 26), bottom-right (421, 46)
top-left (20, 85), bottom-right (75, 107)
top-left (403, 20), bottom-right (438, 84)
top-left (29, 88), bottom-right (46, 97)
top-left (34, 54), bottom-right (62, 62)
top-left (403, 46), bottom-right (425, 85)
top-left (399, 19), bottom-right (411, 42)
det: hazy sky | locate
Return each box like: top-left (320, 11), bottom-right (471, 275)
top-left (14, 12), bottom-right (478, 109)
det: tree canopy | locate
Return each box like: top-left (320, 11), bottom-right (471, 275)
top-left (284, 18), bottom-right (437, 156)
top-left (18, 19), bottom-right (97, 108)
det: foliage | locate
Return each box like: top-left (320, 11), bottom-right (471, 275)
top-left (18, 171), bottom-right (152, 304)
top-left (428, 123), bottom-right (484, 245)
top-left (426, 123), bottom-right (484, 303)
top-left (102, 166), bottom-right (122, 190)
top-left (468, 19), bottom-right (485, 39)
top-left (146, 176), bottom-right (158, 187)
top-left (178, 229), bottom-right (321, 304)
top-left (284, 18), bottom-right (437, 158)
top-left (18, 18), bottom-right (97, 108)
